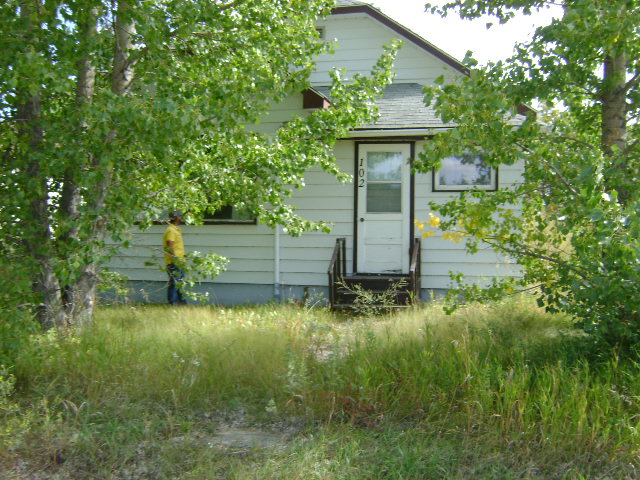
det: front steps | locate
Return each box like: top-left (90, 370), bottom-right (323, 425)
top-left (327, 237), bottom-right (421, 312)
top-left (331, 274), bottom-right (416, 312)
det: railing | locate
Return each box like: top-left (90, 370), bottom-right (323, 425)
top-left (409, 237), bottom-right (421, 303)
top-left (328, 237), bottom-right (346, 308)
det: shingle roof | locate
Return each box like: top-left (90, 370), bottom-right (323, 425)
top-left (315, 83), bottom-right (455, 130)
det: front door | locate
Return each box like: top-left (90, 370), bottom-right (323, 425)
top-left (356, 143), bottom-right (412, 274)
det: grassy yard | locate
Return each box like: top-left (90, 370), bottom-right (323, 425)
top-left (1, 299), bottom-right (640, 479)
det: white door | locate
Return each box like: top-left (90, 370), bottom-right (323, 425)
top-left (356, 143), bottom-right (411, 273)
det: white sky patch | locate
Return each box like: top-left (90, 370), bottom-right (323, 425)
top-left (369, 0), bottom-right (563, 65)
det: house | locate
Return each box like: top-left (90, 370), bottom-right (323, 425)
top-left (107, 1), bottom-right (522, 307)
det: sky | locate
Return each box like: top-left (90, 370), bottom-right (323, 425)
top-left (365, 0), bottom-right (563, 65)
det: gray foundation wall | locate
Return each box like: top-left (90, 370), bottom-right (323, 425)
top-left (100, 281), bottom-right (446, 307)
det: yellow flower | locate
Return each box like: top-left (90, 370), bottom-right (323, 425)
top-left (428, 212), bottom-right (441, 228)
top-left (422, 231), bottom-right (435, 238)
top-left (442, 231), bottom-right (464, 243)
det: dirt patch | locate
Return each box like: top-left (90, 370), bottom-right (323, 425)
top-left (207, 428), bottom-right (288, 450)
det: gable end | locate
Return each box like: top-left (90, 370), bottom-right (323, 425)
top-left (331, 4), bottom-right (470, 76)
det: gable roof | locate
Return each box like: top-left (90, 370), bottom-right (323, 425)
top-left (322, 2), bottom-right (533, 134)
top-left (331, 1), bottom-right (469, 76)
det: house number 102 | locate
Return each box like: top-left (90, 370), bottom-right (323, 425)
top-left (358, 158), bottom-right (365, 187)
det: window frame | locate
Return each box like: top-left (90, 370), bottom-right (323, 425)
top-left (432, 153), bottom-right (498, 192)
top-left (202, 205), bottom-right (257, 225)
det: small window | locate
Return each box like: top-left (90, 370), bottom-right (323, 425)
top-left (433, 153), bottom-right (497, 191)
top-left (203, 206), bottom-right (256, 224)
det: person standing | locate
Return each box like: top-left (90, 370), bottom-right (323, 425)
top-left (163, 210), bottom-right (187, 305)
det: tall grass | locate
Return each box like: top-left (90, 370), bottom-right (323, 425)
top-left (15, 305), bottom-right (336, 410)
top-left (5, 298), bottom-right (640, 478)
top-left (300, 301), bottom-right (640, 458)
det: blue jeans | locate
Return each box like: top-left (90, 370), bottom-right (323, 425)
top-left (167, 264), bottom-right (187, 305)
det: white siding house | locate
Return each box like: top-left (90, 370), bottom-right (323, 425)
top-left (107, 1), bottom-right (522, 305)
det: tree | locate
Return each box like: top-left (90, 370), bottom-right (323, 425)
top-left (0, 0), bottom-right (398, 330)
top-left (419, 0), bottom-right (640, 351)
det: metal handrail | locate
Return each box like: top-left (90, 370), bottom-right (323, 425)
top-left (409, 237), bottom-right (421, 302)
top-left (328, 237), bottom-right (346, 308)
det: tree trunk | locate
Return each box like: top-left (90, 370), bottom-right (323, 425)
top-left (59, 7), bottom-right (101, 328)
top-left (601, 49), bottom-right (630, 203)
top-left (601, 52), bottom-right (627, 157)
top-left (60, 7), bottom-right (98, 243)
top-left (17, 1), bottom-right (67, 329)
top-left (112, 1), bottom-right (136, 97)
top-left (62, 1), bottom-right (136, 327)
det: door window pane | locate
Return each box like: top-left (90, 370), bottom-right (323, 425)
top-left (367, 152), bottom-right (402, 181)
top-left (367, 183), bottom-right (401, 212)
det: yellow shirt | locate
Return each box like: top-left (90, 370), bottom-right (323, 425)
top-left (163, 224), bottom-right (185, 265)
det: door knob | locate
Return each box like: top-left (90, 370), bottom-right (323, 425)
top-left (360, 218), bottom-right (364, 222)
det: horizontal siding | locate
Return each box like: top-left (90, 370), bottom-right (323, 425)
top-left (280, 140), bottom-right (356, 283)
top-left (312, 14), bottom-right (461, 85)
top-left (293, 184), bottom-right (352, 196)
top-left (280, 233), bottom-right (352, 248)
top-left (292, 196), bottom-right (352, 211)
top-left (124, 231), bottom-right (274, 248)
top-left (109, 245), bottom-right (272, 259)
top-left (422, 262), bottom-right (519, 277)
top-left (106, 218), bottom-right (277, 284)
top-left (422, 246), bottom-right (504, 263)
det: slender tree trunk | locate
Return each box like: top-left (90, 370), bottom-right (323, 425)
top-left (21, 94), bottom-right (66, 330)
top-left (18, 1), bottom-right (67, 329)
top-left (63, 1), bottom-right (136, 327)
top-left (60, 7), bottom-right (100, 328)
top-left (60, 8), bottom-right (98, 244)
top-left (112, 1), bottom-right (136, 97)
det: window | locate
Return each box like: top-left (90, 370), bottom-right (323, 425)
top-left (432, 153), bottom-right (497, 191)
top-left (365, 151), bottom-right (403, 213)
top-left (203, 206), bottom-right (256, 224)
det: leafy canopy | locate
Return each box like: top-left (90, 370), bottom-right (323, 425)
top-left (0, 0), bottom-right (398, 328)
top-left (419, 0), bottom-right (640, 352)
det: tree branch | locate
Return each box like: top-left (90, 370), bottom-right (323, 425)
top-left (535, 153), bottom-right (581, 197)
top-left (624, 71), bottom-right (640, 93)
top-left (482, 237), bottom-right (590, 280)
